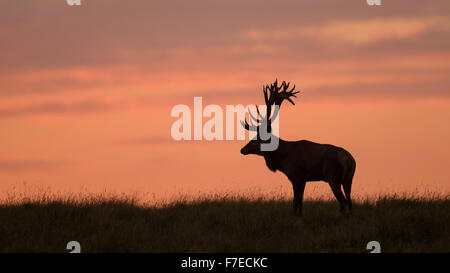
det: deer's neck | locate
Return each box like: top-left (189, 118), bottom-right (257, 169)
top-left (262, 139), bottom-right (288, 173)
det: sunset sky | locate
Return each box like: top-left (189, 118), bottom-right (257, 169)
top-left (1, 0), bottom-right (449, 202)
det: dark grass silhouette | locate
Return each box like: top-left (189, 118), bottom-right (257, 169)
top-left (0, 194), bottom-right (449, 252)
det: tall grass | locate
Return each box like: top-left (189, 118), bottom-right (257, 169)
top-left (0, 191), bottom-right (448, 253)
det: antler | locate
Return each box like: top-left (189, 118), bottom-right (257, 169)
top-left (263, 79), bottom-right (299, 106)
top-left (242, 79), bottom-right (299, 133)
top-left (240, 105), bottom-right (265, 132)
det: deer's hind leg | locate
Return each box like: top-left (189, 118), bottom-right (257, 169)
top-left (329, 181), bottom-right (347, 214)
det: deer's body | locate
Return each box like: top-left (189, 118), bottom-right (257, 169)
top-left (240, 79), bottom-right (356, 216)
top-left (241, 138), bottom-right (356, 215)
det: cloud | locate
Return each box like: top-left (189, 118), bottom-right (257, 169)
top-left (0, 100), bottom-right (111, 118)
top-left (244, 16), bottom-right (450, 46)
top-left (305, 80), bottom-right (450, 101)
top-left (123, 136), bottom-right (175, 145)
top-left (121, 136), bottom-right (227, 146)
top-left (0, 159), bottom-right (67, 172)
top-left (0, 0), bottom-right (449, 109)
top-left (1, 0), bottom-right (448, 73)
top-left (303, 16), bottom-right (450, 45)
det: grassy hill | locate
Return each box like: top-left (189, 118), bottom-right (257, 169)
top-left (0, 194), bottom-right (448, 252)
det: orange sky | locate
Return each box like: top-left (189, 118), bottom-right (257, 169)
top-left (1, 0), bottom-right (449, 202)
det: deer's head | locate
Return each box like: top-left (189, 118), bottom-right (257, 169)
top-left (240, 79), bottom-right (299, 155)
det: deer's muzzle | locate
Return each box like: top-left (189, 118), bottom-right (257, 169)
top-left (240, 147), bottom-right (249, 155)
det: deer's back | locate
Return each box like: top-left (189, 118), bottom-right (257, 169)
top-left (282, 140), bottom-right (353, 182)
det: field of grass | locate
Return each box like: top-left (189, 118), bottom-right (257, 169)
top-left (0, 193), bottom-right (449, 253)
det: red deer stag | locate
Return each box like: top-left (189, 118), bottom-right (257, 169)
top-left (240, 80), bottom-right (356, 216)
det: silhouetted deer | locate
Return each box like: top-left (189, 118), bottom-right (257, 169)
top-left (240, 80), bottom-right (356, 216)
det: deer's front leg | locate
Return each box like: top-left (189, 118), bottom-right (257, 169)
top-left (292, 181), bottom-right (306, 216)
